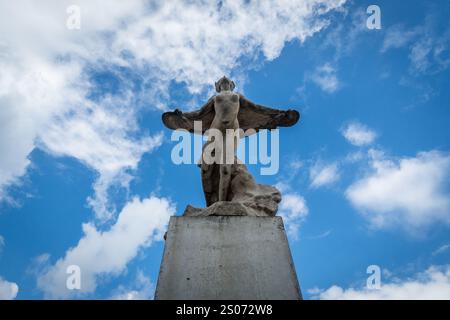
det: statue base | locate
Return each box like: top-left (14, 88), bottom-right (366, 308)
top-left (155, 216), bottom-right (302, 300)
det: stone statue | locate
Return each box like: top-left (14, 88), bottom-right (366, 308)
top-left (162, 76), bottom-right (300, 217)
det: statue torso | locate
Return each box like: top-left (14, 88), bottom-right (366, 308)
top-left (213, 91), bottom-right (240, 130)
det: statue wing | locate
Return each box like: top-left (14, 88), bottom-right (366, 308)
top-left (162, 97), bottom-right (215, 134)
top-left (238, 95), bottom-right (300, 135)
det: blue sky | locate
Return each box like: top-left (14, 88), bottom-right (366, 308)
top-left (0, 0), bottom-right (450, 299)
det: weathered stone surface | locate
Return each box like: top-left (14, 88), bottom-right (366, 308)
top-left (184, 202), bottom-right (252, 217)
top-left (155, 216), bottom-right (302, 300)
top-left (185, 161), bottom-right (281, 217)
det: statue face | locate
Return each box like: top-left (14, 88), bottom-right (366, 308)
top-left (219, 82), bottom-right (231, 91)
top-left (215, 77), bottom-right (235, 92)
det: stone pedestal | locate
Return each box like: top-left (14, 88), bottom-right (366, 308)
top-left (155, 216), bottom-right (302, 300)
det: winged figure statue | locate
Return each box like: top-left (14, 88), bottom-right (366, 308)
top-left (162, 76), bottom-right (300, 217)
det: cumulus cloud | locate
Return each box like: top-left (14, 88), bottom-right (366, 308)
top-left (346, 150), bottom-right (450, 231)
top-left (313, 265), bottom-right (450, 300)
top-left (110, 270), bottom-right (154, 300)
top-left (37, 195), bottom-right (174, 299)
top-left (40, 108), bottom-right (164, 220)
top-left (278, 193), bottom-right (309, 239)
top-left (112, 0), bottom-right (347, 92)
top-left (0, 277), bottom-right (19, 300)
top-left (309, 161), bottom-right (340, 188)
top-left (0, 1), bottom-right (163, 218)
top-left (276, 163), bottom-right (310, 239)
top-left (341, 122), bottom-right (377, 147)
top-left (309, 63), bottom-right (339, 93)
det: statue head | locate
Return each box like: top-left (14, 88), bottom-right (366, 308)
top-left (215, 76), bottom-right (235, 92)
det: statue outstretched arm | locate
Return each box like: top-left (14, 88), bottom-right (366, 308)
top-left (238, 95), bottom-right (300, 134)
top-left (162, 96), bottom-right (215, 134)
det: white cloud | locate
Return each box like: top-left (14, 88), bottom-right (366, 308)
top-left (0, 1), bottom-right (163, 219)
top-left (313, 265), bottom-right (450, 300)
top-left (344, 151), bottom-right (365, 163)
top-left (110, 270), bottom-right (154, 300)
top-left (381, 21), bottom-right (450, 75)
top-left (310, 63), bottom-right (339, 93)
top-left (433, 244), bottom-right (450, 256)
top-left (322, 8), bottom-right (369, 59)
top-left (346, 150), bottom-right (450, 231)
top-left (278, 193), bottom-right (309, 239)
top-left (0, 240), bottom-right (18, 300)
top-left (308, 229), bottom-right (333, 240)
top-left (40, 106), bottom-right (164, 220)
top-left (0, 277), bottom-right (19, 300)
top-left (37, 195), bottom-right (174, 299)
top-left (0, 0), bottom-right (348, 216)
top-left (310, 162), bottom-right (340, 188)
top-left (341, 122), bottom-right (377, 147)
top-left (289, 160), bottom-right (304, 171)
top-left (307, 229), bottom-right (332, 240)
top-left (381, 24), bottom-right (419, 53)
top-left (277, 159), bottom-right (310, 238)
top-left (409, 38), bottom-right (434, 73)
top-left (112, 0), bottom-right (347, 93)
